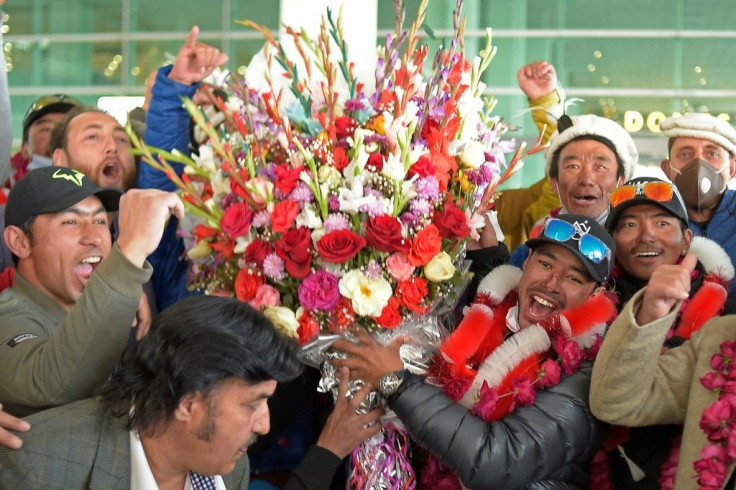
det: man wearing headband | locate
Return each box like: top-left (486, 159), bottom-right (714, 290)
top-left (659, 113), bottom-right (736, 300)
top-left (591, 176), bottom-right (735, 488)
top-left (10, 94), bottom-right (83, 183)
top-left (334, 214), bottom-right (616, 488)
top-left (0, 166), bottom-right (184, 416)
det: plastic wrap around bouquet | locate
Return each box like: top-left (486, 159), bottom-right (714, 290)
top-left (131, 0), bottom-right (544, 487)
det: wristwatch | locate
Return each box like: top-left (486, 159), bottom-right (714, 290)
top-left (377, 370), bottom-right (405, 397)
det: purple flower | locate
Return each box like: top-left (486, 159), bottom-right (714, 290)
top-left (290, 182), bottom-right (314, 203)
top-left (415, 176), bottom-right (440, 201)
top-left (328, 194), bottom-right (340, 212)
top-left (409, 197), bottom-right (431, 216)
top-left (297, 270), bottom-right (340, 312)
top-left (399, 211), bottom-right (419, 227)
top-left (344, 98), bottom-right (366, 112)
top-left (324, 214), bottom-right (350, 233)
top-left (364, 260), bottom-right (383, 279)
top-left (252, 210), bottom-right (271, 228)
top-left (262, 253), bottom-right (286, 281)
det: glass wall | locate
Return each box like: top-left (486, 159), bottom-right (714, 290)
top-left (6, 0), bottom-right (736, 187)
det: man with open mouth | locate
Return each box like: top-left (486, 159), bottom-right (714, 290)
top-left (0, 166), bottom-right (184, 416)
top-left (335, 213), bottom-right (617, 488)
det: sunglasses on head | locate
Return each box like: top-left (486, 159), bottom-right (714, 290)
top-left (609, 181), bottom-right (674, 208)
top-left (542, 218), bottom-right (611, 265)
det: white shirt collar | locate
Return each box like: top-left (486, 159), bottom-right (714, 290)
top-left (129, 430), bottom-right (227, 490)
top-left (505, 305), bottom-right (521, 333)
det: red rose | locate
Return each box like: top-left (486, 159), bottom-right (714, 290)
top-left (395, 277), bottom-right (429, 313)
top-left (297, 311), bottom-right (321, 346)
top-left (333, 146), bottom-right (349, 171)
top-left (408, 224), bottom-right (442, 266)
top-left (335, 116), bottom-right (358, 139)
top-left (365, 215), bottom-right (411, 253)
top-left (275, 227), bottom-right (313, 279)
top-left (374, 297), bottom-right (401, 328)
top-left (271, 200), bottom-right (300, 234)
top-left (274, 163), bottom-right (304, 196)
top-left (366, 153), bottom-right (385, 172)
top-left (317, 230), bottom-right (366, 263)
top-left (433, 205), bottom-right (470, 239)
top-left (244, 238), bottom-right (273, 268)
top-left (220, 202), bottom-right (254, 239)
top-left (407, 155), bottom-right (437, 179)
top-left (420, 118), bottom-right (440, 142)
top-left (234, 268), bottom-right (266, 302)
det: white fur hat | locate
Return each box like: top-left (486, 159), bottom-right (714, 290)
top-left (545, 114), bottom-right (638, 181)
top-left (660, 113), bottom-right (736, 157)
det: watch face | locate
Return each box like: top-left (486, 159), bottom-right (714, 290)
top-left (379, 372), bottom-right (401, 396)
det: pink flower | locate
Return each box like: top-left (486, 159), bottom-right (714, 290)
top-left (386, 252), bottom-right (415, 282)
top-left (444, 376), bottom-right (470, 402)
top-left (297, 271), bottom-right (341, 312)
top-left (471, 381), bottom-right (499, 420)
top-left (694, 445), bottom-right (729, 488)
top-left (538, 359), bottom-right (561, 388)
top-left (710, 353), bottom-right (727, 373)
top-left (700, 399), bottom-right (733, 442)
top-left (701, 371), bottom-right (727, 391)
top-left (720, 340), bottom-right (736, 360)
top-left (557, 337), bottom-right (584, 375)
top-left (509, 376), bottom-right (536, 412)
top-left (249, 285), bottom-right (281, 309)
top-left (726, 427), bottom-right (736, 460)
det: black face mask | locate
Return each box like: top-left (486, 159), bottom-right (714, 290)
top-left (671, 158), bottom-right (726, 212)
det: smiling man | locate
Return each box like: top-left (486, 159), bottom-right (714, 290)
top-left (0, 295), bottom-right (303, 489)
top-left (0, 166), bottom-right (184, 416)
top-left (51, 107), bottom-right (137, 192)
top-left (335, 214), bottom-right (616, 488)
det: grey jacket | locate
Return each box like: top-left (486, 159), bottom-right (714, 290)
top-left (390, 365), bottom-right (603, 489)
top-left (0, 398), bottom-right (249, 489)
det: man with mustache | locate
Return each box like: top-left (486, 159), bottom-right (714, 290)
top-left (658, 113), bottom-right (736, 300)
top-left (335, 214), bottom-right (616, 488)
top-left (0, 166), bottom-right (184, 416)
top-left (0, 295), bottom-right (382, 489)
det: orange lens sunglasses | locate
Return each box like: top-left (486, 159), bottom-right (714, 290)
top-left (609, 181), bottom-right (673, 208)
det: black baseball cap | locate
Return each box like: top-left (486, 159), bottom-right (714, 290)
top-left (526, 213), bottom-right (615, 285)
top-left (22, 94), bottom-right (83, 142)
top-left (5, 166), bottom-right (122, 228)
top-left (606, 177), bottom-right (688, 231)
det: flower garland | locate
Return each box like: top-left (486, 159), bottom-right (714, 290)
top-left (420, 265), bottom-right (615, 487)
top-left (693, 339), bottom-right (736, 489)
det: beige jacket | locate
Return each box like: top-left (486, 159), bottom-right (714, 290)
top-left (591, 288), bottom-right (736, 489)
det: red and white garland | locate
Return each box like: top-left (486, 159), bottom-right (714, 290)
top-left (431, 264), bottom-right (615, 423)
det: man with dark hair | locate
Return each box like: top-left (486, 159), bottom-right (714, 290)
top-left (0, 295), bottom-right (382, 489)
top-left (336, 214), bottom-right (616, 488)
top-left (50, 106), bottom-right (138, 192)
top-left (9, 94), bottom-right (83, 183)
top-left (0, 166), bottom-right (184, 416)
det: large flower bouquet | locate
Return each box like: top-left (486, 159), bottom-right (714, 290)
top-left (132, 0), bottom-right (543, 487)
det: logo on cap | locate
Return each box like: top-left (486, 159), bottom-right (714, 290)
top-left (52, 168), bottom-right (86, 187)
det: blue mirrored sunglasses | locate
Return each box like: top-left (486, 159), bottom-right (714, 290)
top-left (542, 218), bottom-right (611, 264)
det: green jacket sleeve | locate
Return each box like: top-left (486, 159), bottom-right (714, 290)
top-left (0, 244), bottom-right (152, 415)
top-left (590, 288), bottom-right (693, 426)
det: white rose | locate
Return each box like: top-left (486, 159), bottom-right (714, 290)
top-left (424, 252), bottom-right (456, 282)
top-left (264, 306), bottom-right (300, 339)
top-left (459, 140), bottom-right (486, 169)
top-left (338, 270), bottom-right (392, 317)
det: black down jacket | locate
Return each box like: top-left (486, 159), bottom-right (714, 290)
top-left (388, 363), bottom-right (604, 489)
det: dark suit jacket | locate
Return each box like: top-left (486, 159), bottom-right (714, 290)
top-left (0, 398), bottom-right (249, 489)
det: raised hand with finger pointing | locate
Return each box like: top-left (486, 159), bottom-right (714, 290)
top-left (168, 26), bottom-right (229, 86)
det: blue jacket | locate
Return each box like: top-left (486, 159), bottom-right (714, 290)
top-left (688, 188), bottom-right (736, 301)
top-left (138, 65), bottom-right (198, 311)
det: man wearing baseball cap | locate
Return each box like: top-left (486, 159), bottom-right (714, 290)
top-left (334, 214), bottom-right (616, 488)
top-left (0, 166), bottom-right (184, 416)
top-left (659, 113), bottom-right (736, 300)
top-left (591, 176), bottom-right (735, 488)
top-left (9, 94), bottom-right (83, 184)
